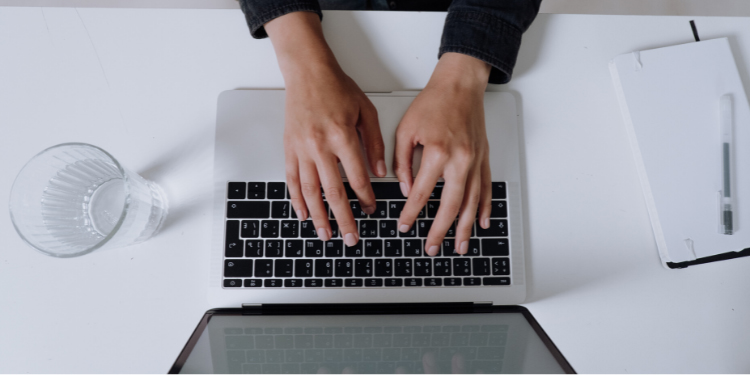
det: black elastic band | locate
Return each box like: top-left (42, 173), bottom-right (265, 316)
top-left (690, 20), bottom-right (700, 42)
top-left (667, 247), bottom-right (750, 269)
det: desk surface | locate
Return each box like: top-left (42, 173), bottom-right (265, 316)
top-left (1, 7), bottom-right (749, 373)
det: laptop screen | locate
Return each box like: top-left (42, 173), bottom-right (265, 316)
top-left (174, 308), bottom-right (571, 374)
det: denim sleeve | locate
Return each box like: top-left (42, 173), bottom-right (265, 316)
top-left (439, 0), bottom-right (542, 84)
top-left (237, 0), bottom-right (323, 39)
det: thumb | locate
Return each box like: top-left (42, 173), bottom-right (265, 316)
top-left (357, 100), bottom-right (386, 177)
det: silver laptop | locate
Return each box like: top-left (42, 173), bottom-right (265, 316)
top-left (209, 90), bottom-right (526, 308)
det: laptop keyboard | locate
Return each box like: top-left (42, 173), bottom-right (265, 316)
top-left (223, 324), bottom-right (507, 374)
top-left (223, 181), bottom-right (511, 288)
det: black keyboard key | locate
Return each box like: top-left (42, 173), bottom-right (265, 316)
top-left (464, 277), bottom-right (481, 286)
top-left (244, 279), bottom-right (262, 287)
top-left (398, 225), bottom-right (417, 238)
top-left (492, 258), bottom-right (510, 275)
top-left (364, 240), bottom-right (383, 257)
top-left (445, 277), bottom-right (462, 286)
top-left (271, 201), bottom-right (290, 218)
top-left (360, 220), bottom-right (378, 238)
top-left (241, 220), bottom-right (260, 238)
top-left (325, 240), bottom-right (343, 257)
top-left (305, 279), bottom-right (323, 287)
top-left (255, 260), bottom-right (273, 277)
top-left (305, 240), bottom-right (324, 257)
top-left (370, 201), bottom-right (389, 218)
top-left (473, 258), bottom-right (491, 276)
top-left (285, 240), bottom-right (303, 257)
top-left (365, 278), bottom-right (383, 287)
top-left (483, 277), bottom-right (510, 286)
top-left (375, 259), bottom-right (393, 277)
top-left (345, 241), bottom-right (363, 257)
top-left (453, 258), bottom-right (472, 276)
top-left (417, 220), bottom-right (433, 237)
top-left (261, 220), bottom-right (279, 238)
top-left (466, 239), bottom-right (481, 256)
top-left (388, 201), bottom-right (405, 218)
top-left (405, 278), bottom-right (422, 287)
top-left (434, 259), bottom-right (452, 276)
top-left (345, 278), bottom-right (363, 287)
top-left (482, 239), bottom-right (510, 256)
top-left (341, 182), bottom-right (357, 199)
top-left (425, 278), bottom-right (442, 287)
top-left (492, 182), bottom-right (506, 199)
top-left (414, 258), bottom-right (432, 276)
top-left (315, 259), bottom-right (334, 277)
top-left (404, 239), bottom-right (422, 256)
top-left (355, 259), bottom-right (372, 277)
top-left (335, 259), bottom-right (353, 277)
top-left (394, 258), bottom-right (412, 276)
top-left (265, 240), bottom-right (283, 257)
top-left (329, 221), bottom-right (339, 238)
top-left (445, 222), bottom-right (456, 238)
top-left (275, 259), bottom-right (293, 277)
top-left (295, 259), bottom-right (313, 277)
top-left (291, 208), bottom-right (297, 219)
top-left (224, 279), bottom-right (241, 287)
top-left (245, 240), bottom-right (263, 257)
top-left (424, 239), bottom-right (441, 256)
top-left (350, 202), bottom-right (368, 218)
top-left (284, 279), bottom-right (303, 287)
top-left (300, 220), bottom-right (318, 238)
top-left (427, 201), bottom-right (440, 218)
top-left (267, 182), bottom-right (286, 199)
top-left (227, 182), bottom-right (246, 199)
top-left (385, 278), bottom-right (403, 287)
top-left (384, 239), bottom-right (402, 257)
top-left (247, 182), bottom-right (266, 199)
top-left (325, 279), bottom-right (343, 287)
top-left (225, 220), bottom-right (242, 257)
top-left (264, 279), bottom-right (282, 287)
top-left (491, 200), bottom-right (507, 218)
top-left (227, 201), bottom-right (270, 219)
top-left (379, 220), bottom-right (398, 237)
top-left (443, 239), bottom-right (458, 256)
top-left (371, 182), bottom-right (405, 199)
top-left (430, 183), bottom-right (443, 199)
top-left (224, 259), bottom-right (253, 277)
top-left (476, 220), bottom-right (508, 237)
top-left (280, 220), bottom-right (298, 238)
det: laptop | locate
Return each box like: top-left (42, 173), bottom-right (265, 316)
top-left (209, 90), bottom-right (526, 307)
top-left (174, 90), bottom-right (574, 373)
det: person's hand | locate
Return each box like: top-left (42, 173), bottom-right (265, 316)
top-left (394, 52), bottom-right (492, 256)
top-left (265, 12), bottom-right (386, 246)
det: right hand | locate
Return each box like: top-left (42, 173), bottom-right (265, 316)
top-left (265, 12), bottom-right (386, 247)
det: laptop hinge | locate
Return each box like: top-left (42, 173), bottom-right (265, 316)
top-left (241, 302), bottom-right (493, 315)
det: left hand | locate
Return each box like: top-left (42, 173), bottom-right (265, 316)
top-left (394, 52), bottom-right (493, 256)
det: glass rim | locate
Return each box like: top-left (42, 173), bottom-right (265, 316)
top-left (9, 142), bottom-right (131, 258)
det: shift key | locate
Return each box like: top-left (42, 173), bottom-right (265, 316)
top-left (227, 201), bottom-right (270, 218)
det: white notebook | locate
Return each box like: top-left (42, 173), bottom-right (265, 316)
top-left (610, 37), bottom-right (750, 268)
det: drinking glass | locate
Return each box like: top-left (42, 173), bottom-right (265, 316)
top-left (9, 143), bottom-right (168, 257)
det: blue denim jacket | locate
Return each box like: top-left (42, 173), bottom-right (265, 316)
top-left (238, 0), bottom-right (541, 84)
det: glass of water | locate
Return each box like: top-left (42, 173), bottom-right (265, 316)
top-left (9, 143), bottom-right (168, 257)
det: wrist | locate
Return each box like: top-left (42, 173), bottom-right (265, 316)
top-left (429, 52), bottom-right (491, 94)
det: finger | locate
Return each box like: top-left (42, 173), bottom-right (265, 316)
top-left (451, 353), bottom-right (466, 374)
top-left (357, 100), bottom-right (386, 177)
top-left (298, 159), bottom-right (331, 241)
top-left (422, 352), bottom-right (438, 374)
top-left (478, 156), bottom-right (492, 229)
top-left (455, 168), bottom-right (481, 254)
top-left (337, 136), bottom-right (377, 215)
top-left (426, 174), bottom-right (468, 256)
top-left (285, 153), bottom-right (308, 221)
top-left (316, 154), bottom-right (359, 246)
top-left (397, 152), bottom-right (443, 236)
top-left (393, 129), bottom-right (415, 198)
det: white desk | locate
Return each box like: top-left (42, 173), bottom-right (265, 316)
top-left (1, 7), bottom-right (749, 373)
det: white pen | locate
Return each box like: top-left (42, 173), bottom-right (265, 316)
top-left (720, 94), bottom-right (734, 235)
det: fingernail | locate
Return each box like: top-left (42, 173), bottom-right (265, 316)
top-left (318, 228), bottom-right (331, 241)
top-left (427, 245), bottom-right (439, 256)
top-left (399, 182), bottom-right (409, 198)
top-left (344, 232), bottom-right (358, 247)
top-left (460, 241), bottom-right (468, 254)
top-left (399, 224), bottom-right (410, 233)
top-left (376, 160), bottom-right (387, 177)
top-left (363, 205), bottom-right (376, 215)
top-left (482, 218), bottom-right (490, 229)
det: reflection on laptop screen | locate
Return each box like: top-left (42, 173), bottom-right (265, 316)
top-left (178, 313), bottom-right (565, 374)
